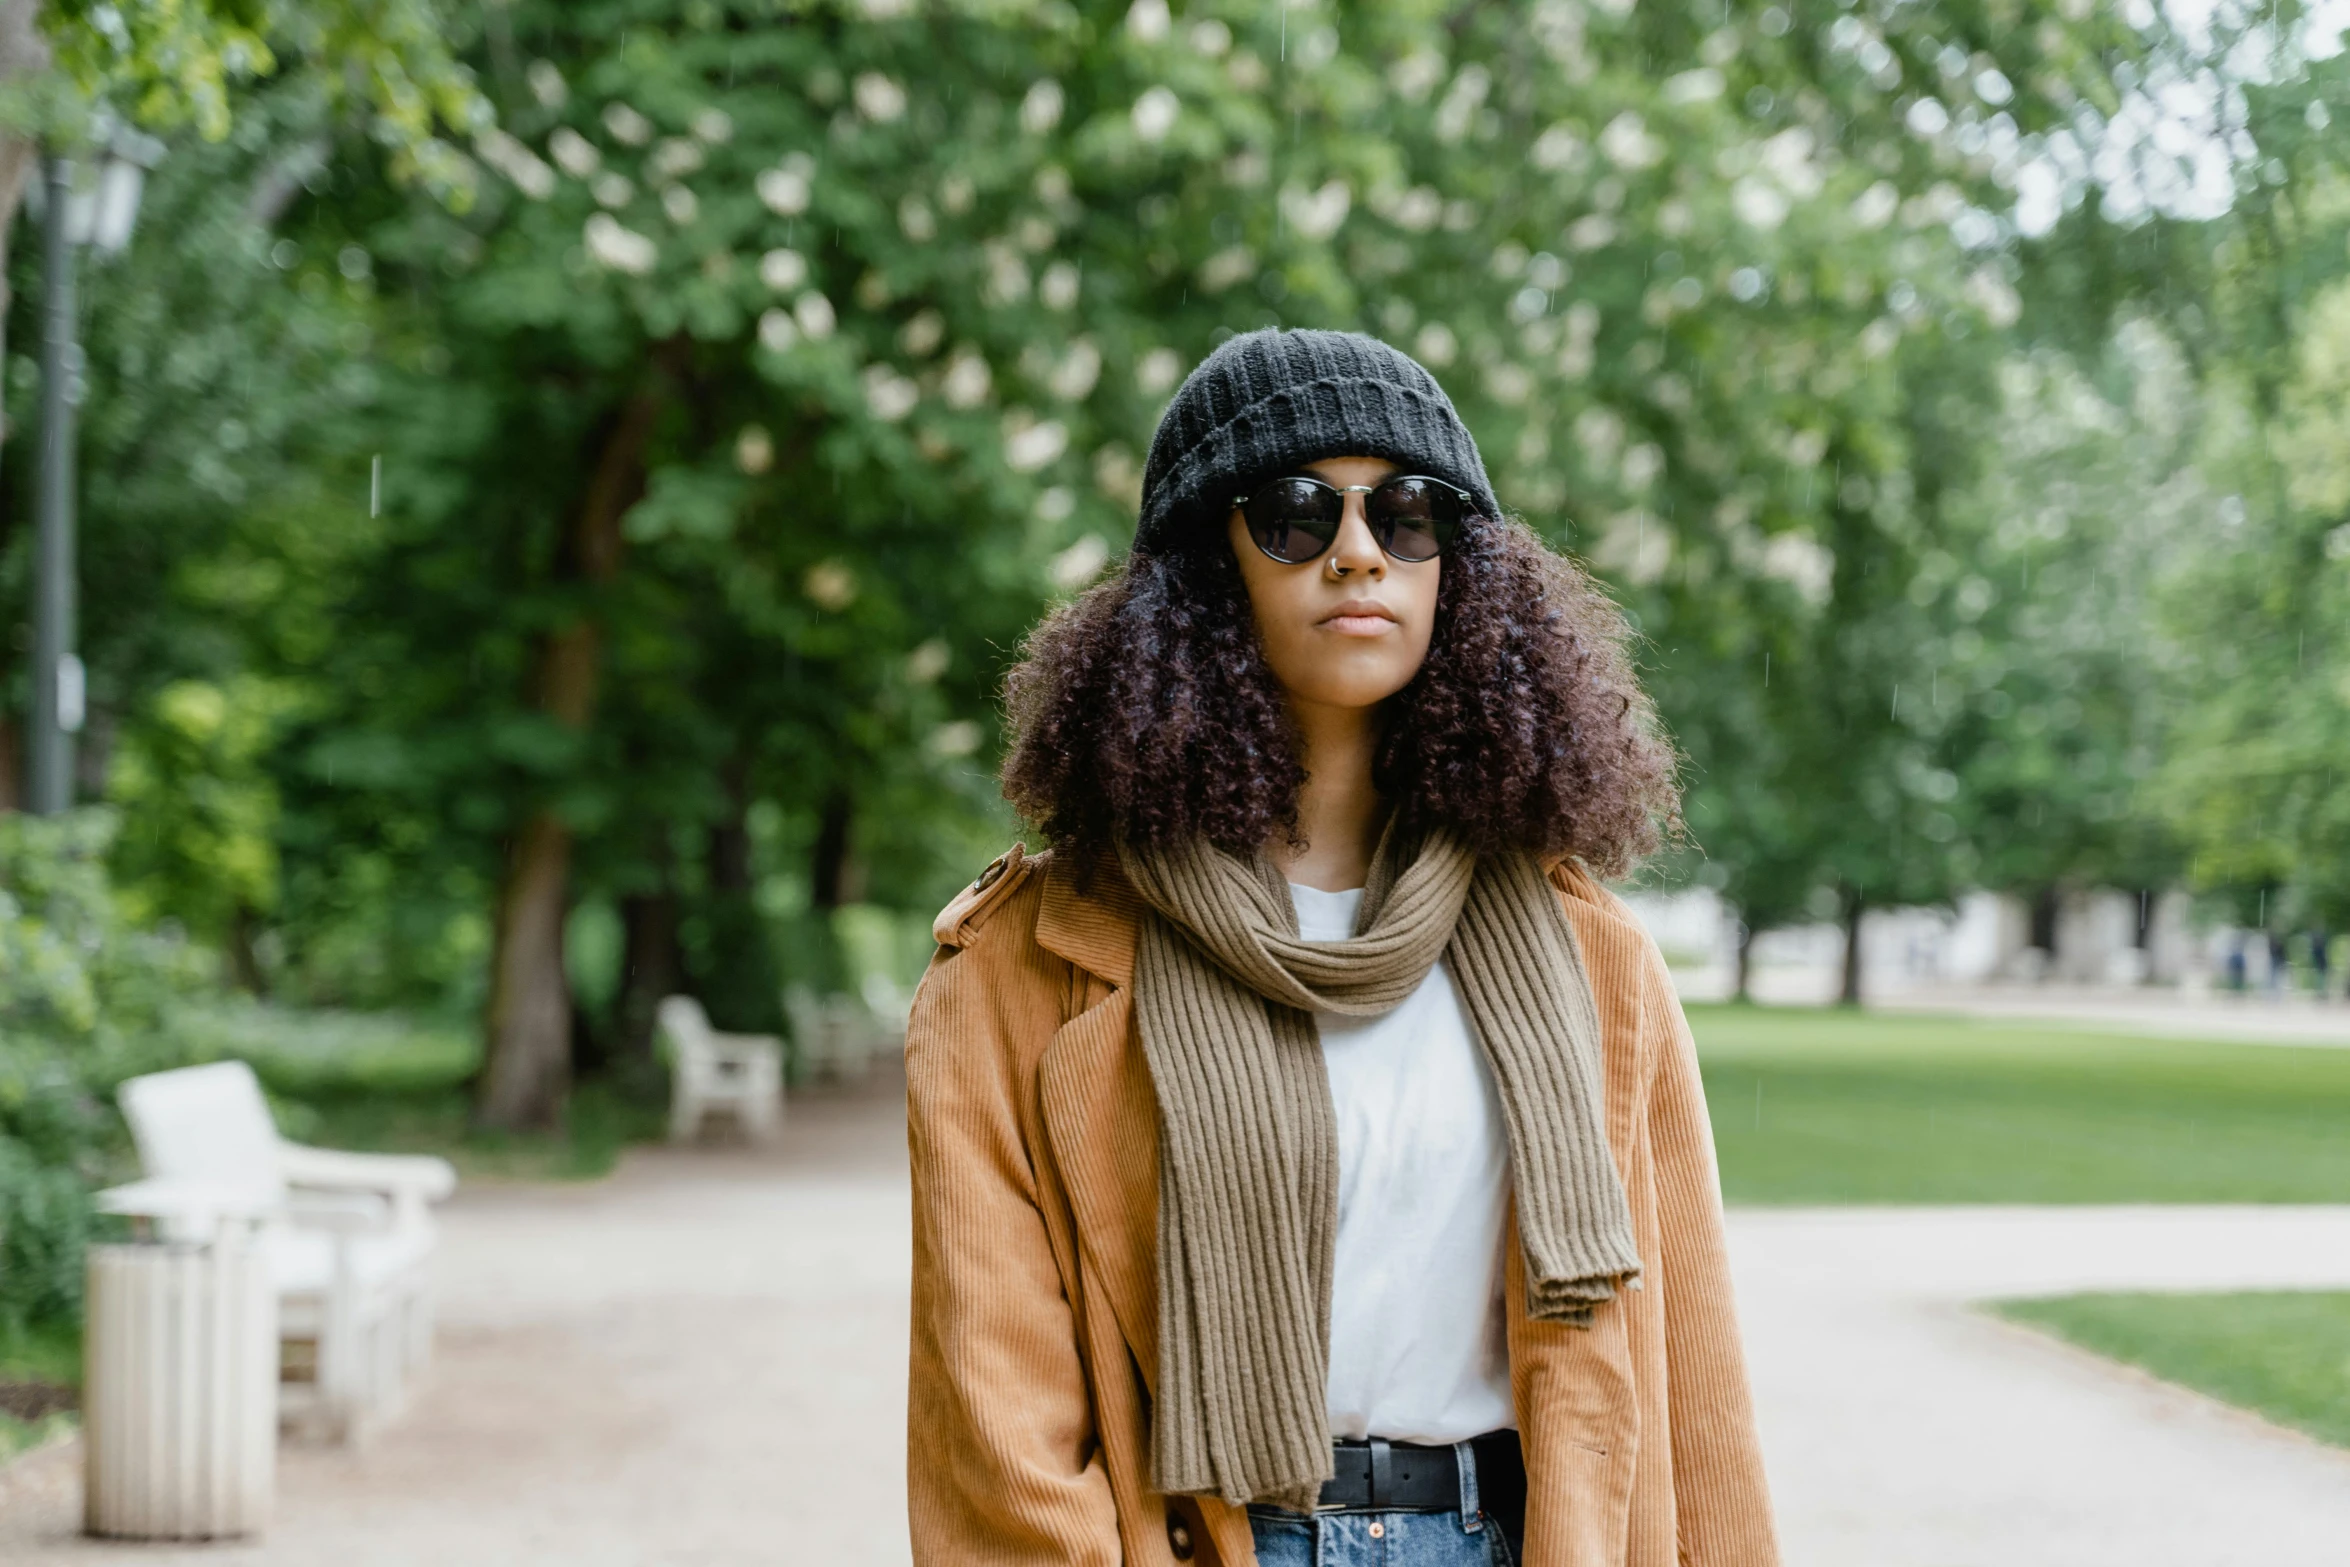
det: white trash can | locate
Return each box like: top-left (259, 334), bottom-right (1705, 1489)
top-left (83, 1222), bottom-right (276, 1539)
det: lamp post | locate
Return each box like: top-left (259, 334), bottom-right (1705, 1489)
top-left (27, 115), bottom-right (162, 815)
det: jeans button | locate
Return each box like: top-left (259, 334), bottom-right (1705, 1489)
top-left (1166, 1510), bottom-right (1195, 1560)
top-left (1368, 1520), bottom-right (1386, 1539)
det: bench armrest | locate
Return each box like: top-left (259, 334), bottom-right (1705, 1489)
top-left (279, 1142), bottom-right (457, 1204)
top-left (285, 1188), bottom-right (395, 1232)
top-left (96, 1178), bottom-right (281, 1224)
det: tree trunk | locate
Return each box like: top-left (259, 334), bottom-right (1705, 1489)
top-left (691, 756), bottom-right (784, 1034)
top-left (2028, 883), bottom-right (2060, 967)
top-left (478, 813), bottom-right (575, 1128)
top-left (1734, 918), bottom-right (1755, 1003)
top-left (811, 788), bottom-right (862, 908)
top-left (709, 760), bottom-right (755, 894)
top-left (788, 789), bottom-right (861, 1001)
top-left (475, 389), bottom-right (662, 1131)
top-left (1838, 887), bottom-right (1864, 1008)
top-left (226, 901), bottom-right (269, 994)
top-left (611, 878), bottom-right (682, 1078)
top-left (0, 716), bottom-right (22, 814)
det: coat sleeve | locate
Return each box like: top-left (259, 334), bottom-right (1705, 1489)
top-left (905, 917), bottom-right (1123, 1565)
top-left (1642, 942), bottom-right (1783, 1566)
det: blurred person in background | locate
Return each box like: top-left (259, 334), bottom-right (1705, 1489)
top-left (905, 329), bottom-right (1777, 1567)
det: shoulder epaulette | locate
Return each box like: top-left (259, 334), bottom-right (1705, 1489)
top-left (931, 843), bottom-right (1038, 949)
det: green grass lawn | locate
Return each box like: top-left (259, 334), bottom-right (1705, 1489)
top-left (1690, 1004), bottom-right (2350, 1204)
top-left (0, 1321), bottom-right (81, 1459)
top-left (1995, 1291), bottom-right (2350, 1450)
top-left (275, 1078), bottom-right (662, 1182)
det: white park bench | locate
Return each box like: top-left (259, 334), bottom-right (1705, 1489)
top-left (99, 1059), bottom-right (456, 1443)
top-left (657, 995), bottom-right (783, 1143)
top-left (782, 988), bottom-right (867, 1082)
top-left (782, 983), bottom-right (912, 1082)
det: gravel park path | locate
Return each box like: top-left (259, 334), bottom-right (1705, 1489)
top-left (1735, 1205), bottom-right (2350, 1566)
top-left (7, 1070), bottom-right (2350, 1565)
top-left (0, 1072), bottom-right (917, 1567)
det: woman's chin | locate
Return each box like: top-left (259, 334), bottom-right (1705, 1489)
top-left (1281, 667), bottom-right (1420, 712)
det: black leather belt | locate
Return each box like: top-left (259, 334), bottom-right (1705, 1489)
top-left (1316, 1430), bottom-right (1524, 1520)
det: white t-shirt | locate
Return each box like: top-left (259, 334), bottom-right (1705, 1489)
top-left (1290, 881), bottom-right (1517, 1443)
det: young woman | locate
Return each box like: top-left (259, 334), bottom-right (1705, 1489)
top-left (906, 329), bottom-right (1778, 1567)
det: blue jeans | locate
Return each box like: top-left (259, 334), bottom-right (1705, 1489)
top-left (1247, 1442), bottom-right (1513, 1566)
top-left (1247, 1506), bottom-right (1511, 1566)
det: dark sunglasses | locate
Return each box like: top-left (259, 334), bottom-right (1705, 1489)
top-left (1231, 473), bottom-right (1473, 565)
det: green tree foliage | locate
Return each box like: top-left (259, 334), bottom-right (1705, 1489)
top-left (2159, 278), bottom-right (2350, 934)
top-left (52, 0), bottom-right (2276, 1112)
top-left (39, 0), bottom-right (486, 189)
top-left (107, 677), bottom-right (292, 989)
top-left (1938, 335), bottom-right (2202, 922)
top-left (0, 82), bottom-right (395, 988)
top-left (0, 0), bottom-right (483, 508)
top-left (0, 810), bottom-right (213, 1328)
top-left (1665, 2), bottom-right (2350, 993)
top-left (30, 0), bottom-right (2350, 1131)
top-left (2131, 26), bottom-right (2350, 946)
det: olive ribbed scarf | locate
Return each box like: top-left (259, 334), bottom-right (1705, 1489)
top-left (1117, 826), bottom-right (1642, 1512)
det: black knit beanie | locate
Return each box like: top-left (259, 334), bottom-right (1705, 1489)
top-left (1134, 327), bottom-right (1501, 556)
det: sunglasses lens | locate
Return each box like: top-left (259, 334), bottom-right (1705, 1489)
top-left (1369, 477), bottom-right (1461, 562)
top-left (1244, 479), bottom-right (1342, 563)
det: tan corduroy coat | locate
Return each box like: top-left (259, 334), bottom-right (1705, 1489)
top-left (906, 844), bottom-right (1780, 1567)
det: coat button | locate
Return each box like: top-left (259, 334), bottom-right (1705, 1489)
top-left (1165, 1511), bottom-right (1195, 1560)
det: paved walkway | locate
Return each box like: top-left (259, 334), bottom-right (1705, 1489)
top-left (7, 1073), bottom-right (2350, 1564)
top-left (0, 1073), bottom-right (916, 1567)
top-left (1735, 1206), bottom-right (2350, 1566)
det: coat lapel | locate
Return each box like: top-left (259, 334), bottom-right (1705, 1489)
top-left (1032, 857), bottom-right (1161, 1393)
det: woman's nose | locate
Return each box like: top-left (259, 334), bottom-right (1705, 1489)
top-left (1326, 495), bottom-right (1386, 579)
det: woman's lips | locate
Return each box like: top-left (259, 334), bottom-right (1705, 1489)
top-left (1319, 602), bottom-right (1398, 636)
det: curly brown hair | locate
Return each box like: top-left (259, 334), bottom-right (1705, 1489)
top-left (1000, 517), bottom-right (1680, 880)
